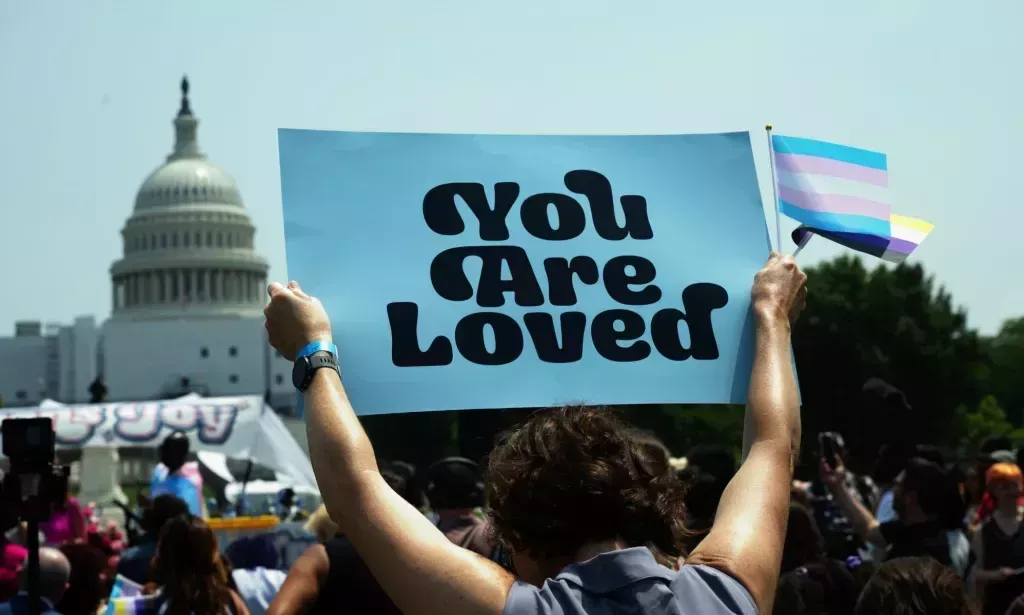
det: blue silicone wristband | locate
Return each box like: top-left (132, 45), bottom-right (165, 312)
top-left (296, 340), bottom-right (337, 360)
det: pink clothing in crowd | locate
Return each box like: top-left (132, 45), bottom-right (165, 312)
top-left (0, 539), bottom-right (28, 601)
top-left (40, 497), bottom-right (86, 545)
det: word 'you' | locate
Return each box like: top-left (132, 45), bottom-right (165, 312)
top-left (387, 170), bottom-right (729, 366)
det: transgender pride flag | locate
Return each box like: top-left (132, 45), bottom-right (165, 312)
top-left (771, 134), bottom-right (933, 262)
top-left (771, 134), bottom-right (891, 238)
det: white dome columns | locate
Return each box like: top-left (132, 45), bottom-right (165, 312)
top-left (112, 267), bottom-right (265, 311)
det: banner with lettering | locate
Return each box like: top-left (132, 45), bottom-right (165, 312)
top-left (279, 131), bottom-right (770, 414)
top-left (0, 395), bottom-right (316, 488)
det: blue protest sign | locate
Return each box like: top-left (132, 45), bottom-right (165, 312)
top-left (279, 131), bottom-right (769, 415)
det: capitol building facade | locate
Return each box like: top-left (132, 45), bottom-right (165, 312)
top-left (0, 79), bottom-right (296, 411)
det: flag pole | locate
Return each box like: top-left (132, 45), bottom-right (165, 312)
top-left (765, 124), bottom-right (783, 253)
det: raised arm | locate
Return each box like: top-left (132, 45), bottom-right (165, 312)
top-left (687, 253), bottom-right (806, 613)
top-left (264, 282), bottom-right (514, 615)
top-left (820, 457), bottom-right (886, 546)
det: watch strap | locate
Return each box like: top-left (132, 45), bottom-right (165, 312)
top-left (295, 350), bottom-right (341, 394)
top-left (296, 340), bottom-right (337, 360)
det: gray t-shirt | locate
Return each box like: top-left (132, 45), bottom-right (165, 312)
top-left (504, 547), bottom-right (757, 615)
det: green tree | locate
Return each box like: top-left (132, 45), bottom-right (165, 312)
top-left (987, 317), bottom-right (1024, 425)
top-left (952, 395), bottom-right (1024, 455)
top-left (792, 255), bottom-right (988, 473)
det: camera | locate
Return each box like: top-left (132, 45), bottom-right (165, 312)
top-left (0, 417), bottom-right (70, 522)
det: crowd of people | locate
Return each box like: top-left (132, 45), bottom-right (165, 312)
top-left (1, 254), bottom-right (1022, 613)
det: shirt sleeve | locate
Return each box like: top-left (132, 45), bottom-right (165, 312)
top-left (875, 491), bottom-right (896, 523)
top-left (672, 566), bottom-right (759, 614)
top-left (502, 580), bottom-right (568, 615)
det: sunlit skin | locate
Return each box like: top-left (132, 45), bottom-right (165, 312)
top-left (262, 253), bottom-right (806, 615)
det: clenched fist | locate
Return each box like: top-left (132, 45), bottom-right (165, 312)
top-left (751, 252), bottom-right (807, 324)
top-left (264, 281), bottom-right (333, 361)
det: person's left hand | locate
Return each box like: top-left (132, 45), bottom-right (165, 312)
top-left (264, 281), bottom-right (333, 361)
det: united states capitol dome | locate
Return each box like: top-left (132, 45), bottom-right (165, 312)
top-left (133, 159), bottom-right (244, 210)
top-left (109, 77), bottom-right (268, 321)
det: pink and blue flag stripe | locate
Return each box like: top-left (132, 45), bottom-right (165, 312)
top-left (772, 135), bottom-right (891, 238)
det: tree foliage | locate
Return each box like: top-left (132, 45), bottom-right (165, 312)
top-left (791, 256), bottom-right (989, 472)
top-left (952, 395), bottom-right (1024, 453)
top-left (987, 317), bottom-right (1024, 425)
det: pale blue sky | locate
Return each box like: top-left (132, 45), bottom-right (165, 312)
top-left (1, 1), bottom-right (1020, 335)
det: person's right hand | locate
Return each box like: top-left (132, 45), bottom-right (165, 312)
top-left (264, 281), bottom-right (333, 361)
top-left (1000, 567), bottom-right (1017, 580)
top-left (751, 252), bottom-right (808, 324)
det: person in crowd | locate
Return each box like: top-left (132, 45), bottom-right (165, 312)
top-left (782, 503), bottom-right (828, 573)
top-left (971, 448), bottom-right (1015, 531)
top-left (108, 515), bottom-right (249, 615)
top-left (150, 431), bottom-right (203, 516)
top-left (678, 471), bottom-right (725, 554)
top-left (677, 444), bottom-right (737, 554)
top-left (263, 252), bottom-right (806, 614)
top-left (932, 462), bottom-right (971, 579)
top-left (223, 537), bottom-right (287, 615)
top-left (39, 486), bottom-right (86, 546)
top-left (853, 556), bottom-right (976, 615)
top-left (823, 431), bottom-right (880, 513)
top-left (0, 506), bottom-right (26, 602)
top-left (56, 542), bottom-right (109, 615)
top-left (427, 457), bottom-right (499, 561)
top-left (774, 561), bottom-right (859, 615)
top-left (964, 464), bottom-right (986, 529)
top-left (275, 489), bottom-right (299, 522)
top-left (873, 443), bottom-right (913, 525)
top-left (773, 502), bottom-right (860, 614)
top-left (88, 375), bottom-right (108, 403)
top-left (301, 506), bottom-right (337, 544)
top-left (267, 466), bottom-right (426, 615)
top-left (388, 461), bottom-right (427, 511)
top-left (970, 462), bottom-right (1024, 615)
top-left (822, 455), bottom-right (952, 565)
top-left (0, 547), bottom-right (70, 615)
top-left (116, 494), bottom-right (190, 585)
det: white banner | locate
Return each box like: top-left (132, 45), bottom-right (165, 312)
top-left (0, 394), bottom-right (316, 489)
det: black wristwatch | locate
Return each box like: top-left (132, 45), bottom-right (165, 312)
top-left (292, 350), bottom-right (341, 392)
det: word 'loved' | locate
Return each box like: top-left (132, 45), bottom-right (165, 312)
top-left (388, 170), bottom-right (728, 366)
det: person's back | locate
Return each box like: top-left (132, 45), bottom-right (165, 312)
top-left (146, 515), bottom-right (248, 615)
top-left (427, 457), bottom-right (499, 560)
top-left (502, 546), bottom-right (755, 614)
top-left (854, 556), bottom-right (976, 615)
top-left (315, 536), bottom-right (401, 615)
top-left (150, 431), bottom-right (202, 516)
top-left (117, 494), bottom-right (190, 585)
top-left (56, 542), bottom-right (109, 615)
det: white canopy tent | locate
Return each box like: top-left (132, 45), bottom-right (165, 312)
top-left (0, 394), bottom-right (316, 509)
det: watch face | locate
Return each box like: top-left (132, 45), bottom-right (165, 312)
top-left (291, 357), bottom-right (308, 390)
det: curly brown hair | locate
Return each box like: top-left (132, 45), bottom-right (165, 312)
top-left (484, 405), bottom-right (688, 560)
top-left (151, 515), bottom-right (233, 615)
top-left (854, 557), bottom-right (976, 615)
